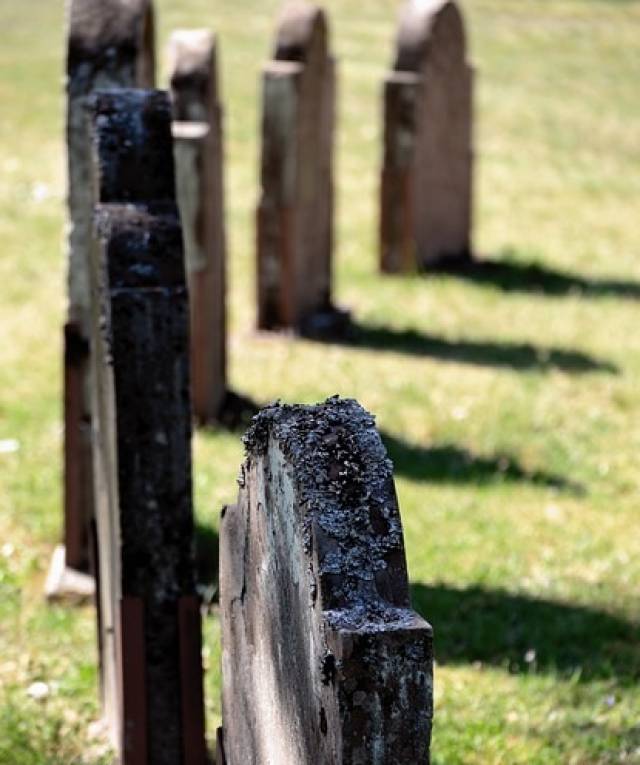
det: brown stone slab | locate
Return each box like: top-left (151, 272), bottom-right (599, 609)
top-left (380, 73), bottom-right (420, 274)
top-left (168, 30), bottom-right (227, 424)
top-left (257, 4), bottom-right (345, 336)
top-left (220, 398), bottom-right (433, 764)
top-left (61, 0), bottom-right (156, 579)
top-left (380, 0), bottom-right (473, 272)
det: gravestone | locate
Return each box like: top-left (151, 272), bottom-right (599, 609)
top-left (380, 0), bottom-right (473, 272)
top-left (220, 397), bottom-right (433, 764)
top-left (88, 89), bottom-right (206, 765)
top-left (58, 0), bottom-right (156, 587)
top-left (257, 3), bottom-right (347, 336)
top-left (168, 30), bottom-right (227, 424)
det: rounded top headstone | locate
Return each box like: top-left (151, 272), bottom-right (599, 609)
top-left (67, 0), bottom-right (155, 85)
top-left (274, 2), bottom-right (328, 66)
top-left (167, 29), bottom-right (218, 123)
top-left (394, 0), bottom-right (466, 73)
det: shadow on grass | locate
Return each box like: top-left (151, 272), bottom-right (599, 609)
top-left (432, 253), bottom-right (640, 300)
top-left (195, 522), bottom-right (219, 603)
top-left (411, 583), bottom-right (640, 683)
top-left (198, 389), bottom-right (261, 433)
top-left (381, 431), bottom-right (583, 494)
top-left (340, 320), bottom-right (617, 374)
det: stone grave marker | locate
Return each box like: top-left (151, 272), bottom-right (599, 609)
top-left (380, 0), bottom-right (473, 272)
top-left (53, 0), bottom-right (156, 595)
top-left (168, 30), bottom-right (227, 424)
top-left (87, 89), bottom-right (206, 765)
top-left (257, 3), bottom-right (348, 337)
top-left (220, 397), bottom-right (433, 764)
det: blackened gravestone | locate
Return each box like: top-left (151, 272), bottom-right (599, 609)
top-left (88, 89), bottom-right (206, 765)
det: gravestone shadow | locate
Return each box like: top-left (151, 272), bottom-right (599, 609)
top-left (381, 431), bottom-right (583, 494)
top-left (195, 521), bottom-right (219, 605)
top-left (202, 389), bottom-right (261, 433)
top-left (337, 320), bottom-right (617, 374)
top-left (432, 253), bottom-right (640, 300)
top-left (411, 583), bottom-right (640, 683)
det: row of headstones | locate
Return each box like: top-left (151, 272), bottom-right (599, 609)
top-left (60, 0), bottom-right (473, 578)
top-left (58, 88), bottom-right (433, 764)
top-left (51, 1), bottom-right (458, 756)
top-left (258, 0), bottom-right (474, 327)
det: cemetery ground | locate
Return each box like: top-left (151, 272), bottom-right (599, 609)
top-left (0, 0), bottom-right (639, 762)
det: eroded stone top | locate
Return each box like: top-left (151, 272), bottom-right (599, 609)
top-left (67, 0), bottom-right (154, 76)
top-left (168, 29), bottom-right (219, 123)
top-left (274, 2), bottom-right (328, 64)
top-left (394, 0), bottom-right (466, 73)
top-left (242, 397), bottom-right (413, 627)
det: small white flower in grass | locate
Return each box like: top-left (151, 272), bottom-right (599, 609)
top-left (524, 649), bottom-right (536, 664)
top-left (0, 439), bottom-right (19, 454)
top-left (605, 695), bottom-right (616, 708)
top-left (27, 681), bottom-right (50, 700)
top-left (31, 183), bottom-right (50, 202)
top-left (451, 405), bottom-right (468, 422)
top-left (1, 543), bottom-right (14, 558)
top-left (545, 503), bottom-right (562, 522)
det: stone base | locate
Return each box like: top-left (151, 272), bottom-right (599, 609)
top-left (44, 545), bottom-right (95, 604)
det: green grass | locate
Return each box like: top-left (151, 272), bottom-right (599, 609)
top-left (1, 0), bottom-right (639, 762)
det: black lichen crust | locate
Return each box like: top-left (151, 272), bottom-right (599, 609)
top-left (243, 397), bottom-right (412, 623)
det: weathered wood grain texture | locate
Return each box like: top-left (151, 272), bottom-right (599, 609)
top-left (88, 89), bottom-right (205, 765)
top-left (63, 0), bottom-right (155, 572)
top-left (257, 4), bottom-right (346, 336)
top-left (221, 398), bottom-right (433, 764)
top-left (169, 30), bottom-right (227, 423)
top-left (381, 0), bottom-right (473, 272)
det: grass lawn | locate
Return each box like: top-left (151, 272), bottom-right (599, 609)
top-left (1, 0), bottom-right (639, 762)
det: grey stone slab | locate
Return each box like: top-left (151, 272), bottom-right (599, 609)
top-left (221, 397), bottom-right (433, 764)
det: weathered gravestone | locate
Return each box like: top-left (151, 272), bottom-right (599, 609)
top-left (380, 0), bottom-right (473, 272)
top-left (220, 397), bottom-right (433, 764)
top-left (57, 0), bottom-right (156, 589)
top-left (88, 89), bottom-right (206, 765)
top-left (257, 3), bottom-right (347, 337)
top-left (168, 30), bottom-right (228, 424)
